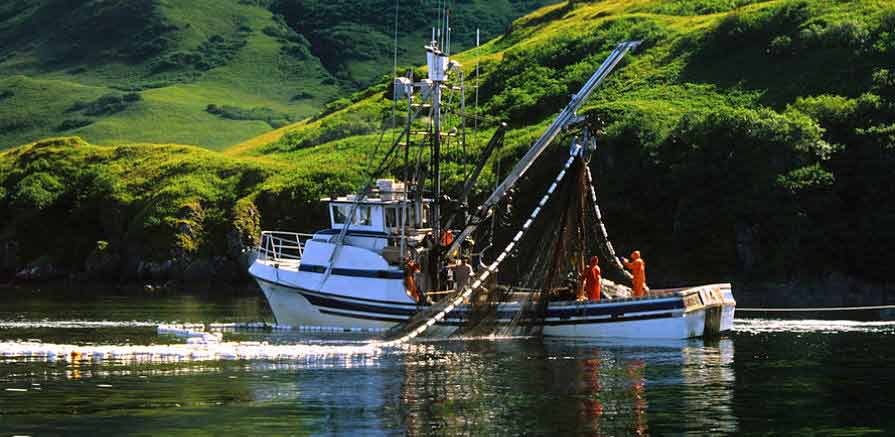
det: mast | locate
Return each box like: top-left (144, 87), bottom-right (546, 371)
top-left (426, 38), bottom-right (448, 291)
top-left (432, 56), bottom-right (442, 245)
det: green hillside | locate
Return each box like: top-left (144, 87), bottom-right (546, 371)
top-left (0, 0), bottom-right (552, 149)
top-left (1, 0), bottom-right (894, 286)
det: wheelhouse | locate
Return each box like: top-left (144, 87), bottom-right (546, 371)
top-left (323, 179), bottom-right (432, 235)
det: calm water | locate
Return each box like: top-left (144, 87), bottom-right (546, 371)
top-left (1, 287), bottom-right (894, 436)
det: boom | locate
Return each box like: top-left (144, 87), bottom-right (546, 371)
top-left (447, 41), bottom-right (640, 256)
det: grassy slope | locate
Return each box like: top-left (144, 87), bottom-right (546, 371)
top-left (242, 0), bottom-right (887, 154)
top-left (0, 0), bottom-right (340, 150)
top-left (2, 0), bottom-right (894, 283)
top-left (0, 0), bottom-right (553, 150)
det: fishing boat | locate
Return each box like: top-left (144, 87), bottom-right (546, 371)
top-left (248, 27), bottom-right (736, 340)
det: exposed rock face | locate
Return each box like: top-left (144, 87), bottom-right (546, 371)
top-left (84, 243), bottom-right (121, 279)
top-left (229, 198), bottom-right (261, 265)
top-left (1, 240), bottom-right (18, 274)
top-left (16, 256), bottom-right (64, 281)
top-left (3, 192), bottom-right (259, 287)
top-left (735, 274), bottom-right (895, 309)
top-left (735, 222), bottom-right (759, 274)
top-left (182, 258), bottom-right (214, 282)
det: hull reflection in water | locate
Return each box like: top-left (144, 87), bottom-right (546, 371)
top-left (387, 337), bottom-right (736, 435)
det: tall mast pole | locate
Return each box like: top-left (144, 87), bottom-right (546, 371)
top-left (433, 78), bottom-right (442, 243)
top-left (426, 32), bottom-right (448, 291)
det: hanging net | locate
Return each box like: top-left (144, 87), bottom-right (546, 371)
top-left (379, 153), bottom-right (634, 344)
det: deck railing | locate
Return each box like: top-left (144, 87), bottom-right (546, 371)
top-left (257, 231), bottom-right (315, 262)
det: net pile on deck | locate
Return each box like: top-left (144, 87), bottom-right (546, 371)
top-left (379, 153), bottom-right (633, 345)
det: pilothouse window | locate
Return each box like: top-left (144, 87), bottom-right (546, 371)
top-left (386, 207), bottom-right (399, 228)
top-left (357, 206), bottom-right (372, 226)
top-left (332, 204), bottom-right (373, 226)
top-left (333, 205), bottom-right (352, 224)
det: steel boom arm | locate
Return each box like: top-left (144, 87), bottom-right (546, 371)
top-left (446, 41), bottom-right (640, 256)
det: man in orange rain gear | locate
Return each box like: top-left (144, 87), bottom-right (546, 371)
top-left (440, 230), bottom-right (454, 247)
top-left (404, 258), bottom-right (422, 303)
top-left (580, 256), bottom-right (602, 301)
top-left (623, 251), bottom-right (647, 297)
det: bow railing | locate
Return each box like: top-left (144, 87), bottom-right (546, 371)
top-left (257, 231), bottom-right (315, 263)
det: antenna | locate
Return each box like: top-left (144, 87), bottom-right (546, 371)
top-left (391, 0), bottom-right (399, 130)
top-left (445, 3), bottom-right (451, 56)
top-left (474, 28), bottom-right (480, 178)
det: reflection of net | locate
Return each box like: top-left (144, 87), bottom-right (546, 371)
top-left (380, 155), bottom-right (633, 343)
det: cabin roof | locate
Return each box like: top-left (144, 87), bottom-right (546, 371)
top-left (321, 196), bottom-right (433, 205)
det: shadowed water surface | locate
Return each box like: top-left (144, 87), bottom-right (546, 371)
top-left (1, 287), bottom-right (893, 435)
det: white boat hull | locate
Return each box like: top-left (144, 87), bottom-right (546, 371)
top-left (253, 268), bottom-right (736, 339)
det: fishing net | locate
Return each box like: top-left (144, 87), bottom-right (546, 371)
top-left (380, 154), bottom-right (633, 343)
top-left (453, 155), bottom-right (633, 337)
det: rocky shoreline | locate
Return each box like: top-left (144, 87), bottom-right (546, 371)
top-left (4, 257), bottom-right (893, 318)
top-left (733, 275), bottom-right (895, 309)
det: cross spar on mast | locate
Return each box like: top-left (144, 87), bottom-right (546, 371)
top-left (445, 41), bottom-right (641, 258)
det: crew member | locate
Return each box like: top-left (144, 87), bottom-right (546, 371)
top-left (622, 251), bottom-right (647, 297)
top-left (440, 230), bottom-right (454, 247)
top-left (404, 258), bottom-right (422, 303)
top-left (450, 256), bottom-right (474, 292)
top-left (580, 256), bottom-right (602, 301)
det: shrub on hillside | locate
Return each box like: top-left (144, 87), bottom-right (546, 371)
top-left (0, 115), bottom-right (35, 134)
top-left (0, 90), bottom-right (13, 101)
top-left (482, 16), bottom-right (669, 124)
top-left (11, 172), bottom-right (65, 210)
top-left (281, 43), bottom-right (311, 60)
top-left (652, 106), bottom-right (831, 276)
top-left (151, 34), bottom-right (247, 72)
top-left (767, 35), bottom-right (793, 56)
top-left (315, 97), bottom-right (351, 119)
top-left (56, 119), bottom-right (94, 132)
top-left (799, 19), bottom-right (871, 51)
top-left (704, 1), bottom-right (810, 53)
top-left (67, 93), bottom-right (141, 116)
top-left (206, 104), bottom-right (293, 128)
top-left (872, 68), bottom-right (895, 102)
top-left (279, 114), bottom-right (377, 151)
top-left (291, 91), bottom-right (313, 101)
top-left (647, 0), bottom-right (768, 16)
top-left (790, 94), bottom-right (857, 128)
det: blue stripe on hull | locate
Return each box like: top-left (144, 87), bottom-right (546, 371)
top-left (255, 276), bottom-right (685, 325)
top-left (298, 264), bottom-right (405, 280)
top-left (318, 307), bottom-right (677, 326)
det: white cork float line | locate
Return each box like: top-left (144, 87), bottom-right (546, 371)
top-left (0, 341), bottom-right (382, 364)
top-left (376, 148), bottom-right (581, 347)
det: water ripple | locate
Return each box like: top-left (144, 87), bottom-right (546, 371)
top-left (734, 318), bottom-right (895, 334)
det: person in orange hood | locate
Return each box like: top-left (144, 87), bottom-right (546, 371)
top-left (580, 256), bottom-right (602, 301)
top-left (404, 258), bottom-right (422, 303)
top-left (623, 251), bottom-right (647, 297)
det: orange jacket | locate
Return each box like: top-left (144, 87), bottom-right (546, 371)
top-left (623, 257), bottom-right (646, 296)
top-left (583, 264), bottom-right (601, 301)
top-left (405, 260), bottom-right (421, 302)
top-left (440, 230), bottom-right (454, 247)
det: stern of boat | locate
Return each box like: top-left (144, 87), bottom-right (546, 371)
top-left (684, 283), bottom-right (736, 337)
